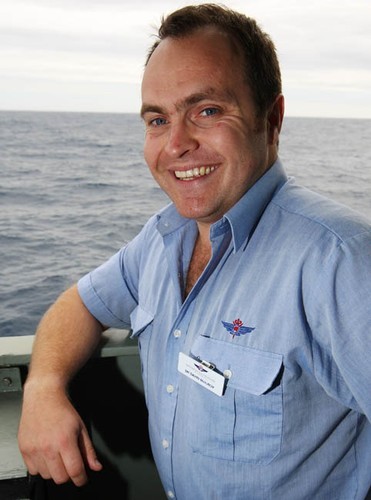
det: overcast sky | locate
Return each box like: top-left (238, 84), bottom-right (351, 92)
top-left (1, 0), bottom-right (370, 118)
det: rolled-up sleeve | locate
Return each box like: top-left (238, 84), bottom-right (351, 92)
top-left (78, 248), bottom-right (138, 329)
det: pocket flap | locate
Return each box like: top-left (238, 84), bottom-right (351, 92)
top-left (190, 336), bottom-right (283, 395)
top-left (129, 306), bottom-right (154, 338)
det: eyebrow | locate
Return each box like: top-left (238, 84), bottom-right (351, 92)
top-left (140, 87), bottom-right (235, 119)
top-left (140, 104), bottom-right (164, 119)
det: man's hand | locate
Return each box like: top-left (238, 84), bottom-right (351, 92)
top-left (18, 284), bottom-right (104, 486)
top-left (18, 384), bottom-right (102, 486)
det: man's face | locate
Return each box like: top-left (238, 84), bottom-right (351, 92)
top-left (141, 28), bottom-right (280, 224)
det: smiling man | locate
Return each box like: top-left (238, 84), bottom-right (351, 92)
top-left (18, 4), bottom-right (371, 499)
top-left (140, 28), bottom-right (281, 225)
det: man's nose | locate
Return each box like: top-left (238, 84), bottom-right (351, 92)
top-left (164, 119), bottom-right (199, 158)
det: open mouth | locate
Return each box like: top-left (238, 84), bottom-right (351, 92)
top-left (174, 166), bottom-right (216, 181)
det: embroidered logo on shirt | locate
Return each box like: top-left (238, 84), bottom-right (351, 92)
top-left (222, 318), bottom-right (255, 339)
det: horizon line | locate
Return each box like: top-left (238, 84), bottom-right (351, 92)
top-left (1, 108), bottom-right (370, 121)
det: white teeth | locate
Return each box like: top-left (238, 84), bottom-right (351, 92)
top-left (175, 166), bottom-right (215, 180)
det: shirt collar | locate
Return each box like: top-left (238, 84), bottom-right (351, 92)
top-left (156, 159), bottom-right (288, 248)
top-left (222, 159), bottom-right (288, 252)
top-left (156, 203), bottom-right (192, 237)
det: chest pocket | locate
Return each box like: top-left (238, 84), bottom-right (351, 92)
top-left (130, 305), bottom-right (154, 338)
top-left (130, 305), bottom-right (155, 400)
top-left (185, 335), bottom-right (283, 465)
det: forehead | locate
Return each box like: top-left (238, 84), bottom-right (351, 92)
top-left (141, 28), bottom-right (246, 107)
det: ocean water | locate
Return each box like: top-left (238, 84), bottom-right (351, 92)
top-left (1, 111), bottom-right (370, 337)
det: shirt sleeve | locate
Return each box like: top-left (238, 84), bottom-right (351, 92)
top-left (77, 213), bottom-right (162, 328)
top-left (307, 229), bottom-right (371, 421)
top-left (78, 248), bottom-right (137, 329)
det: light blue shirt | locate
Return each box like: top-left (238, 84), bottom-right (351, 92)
top-left (78, 160), bottom-right (371, 499)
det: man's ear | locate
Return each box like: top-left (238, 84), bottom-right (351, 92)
top-left (267, 94), bottom-right (284, 145)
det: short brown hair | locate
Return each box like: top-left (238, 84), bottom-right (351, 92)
top-left (146, 3), bottom-right (282, 116)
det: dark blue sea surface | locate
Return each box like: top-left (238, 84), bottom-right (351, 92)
top-left (1, 111), bottom-right (370, 336)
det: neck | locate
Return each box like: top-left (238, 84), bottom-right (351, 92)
top-left (196, 221), bottom-right (212, 250)
top-left (184, 223), bottom-right (212, 298)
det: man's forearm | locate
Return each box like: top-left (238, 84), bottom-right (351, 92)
top-left (26, 283), bottom-right (104, 390)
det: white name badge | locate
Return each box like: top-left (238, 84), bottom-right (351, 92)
top-left (178, 352), bottom-right (225, 397)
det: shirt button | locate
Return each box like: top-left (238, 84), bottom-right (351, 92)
top-left (174, 329), bottom-right (182, 338)
top-left (166, 384), bottom-right (174, 394)
top-left (167, 491), bottom-right (175, 499)
top-left (162, 439), bottom-right (169, 449)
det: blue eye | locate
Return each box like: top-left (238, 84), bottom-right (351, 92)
top-left (201, 107), bottom-right (219, 117)
top-left (150, 117), bottom-right (167, 127)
